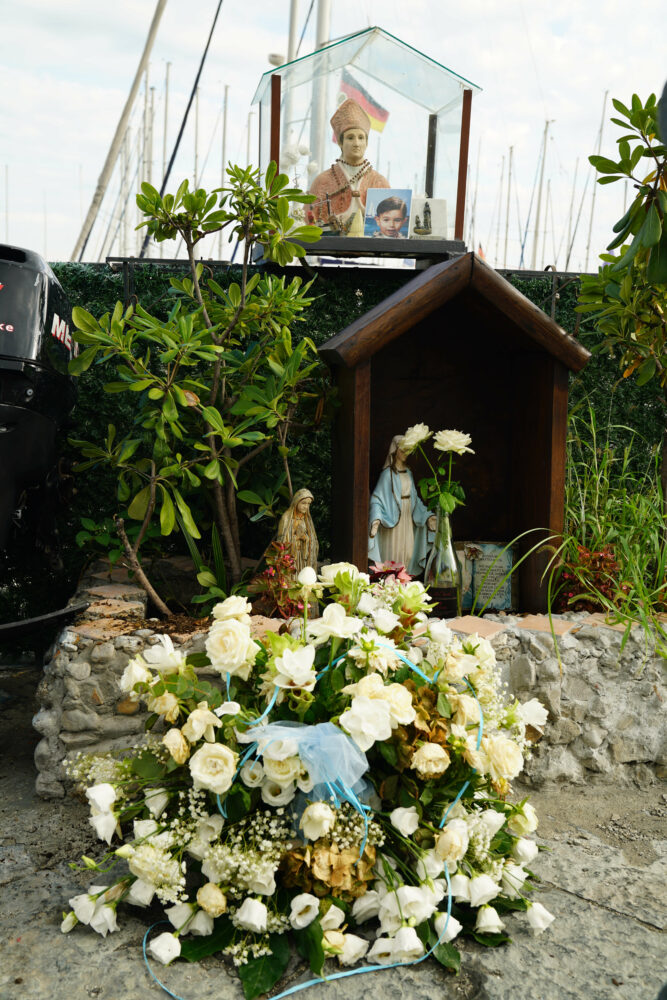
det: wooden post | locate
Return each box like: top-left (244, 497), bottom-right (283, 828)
top-left (454, 89), bottom-right (473, 241)
top-left (270, 74), bottom-right (281, 169)
top-left (425, 114), bottom-right (438, 198)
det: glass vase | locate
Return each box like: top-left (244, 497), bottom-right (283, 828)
top-left (424, 509), bottom-right (462, 618)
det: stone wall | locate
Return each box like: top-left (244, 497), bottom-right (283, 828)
top-left (33, 565), bottom-right (666, 798)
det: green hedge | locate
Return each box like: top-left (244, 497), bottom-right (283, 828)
top-left (1, 261), bottom-right (663, 624)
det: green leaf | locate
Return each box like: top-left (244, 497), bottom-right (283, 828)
top-left (68, 346), bottom-right (99, 375)
top-left (237, 490), bottom-right (263, 504)
top-left (641, 203), bottom-right (662, 247)
top-left (647, 232), bottom-right (667, 284)
top-left (238, 934), bottom-right (290, 1000)
top-left (431, 937), bottom-right (461, 972)
top-left (436, 692), bottom-right (452, 718)
top-left (159, 488), bottom-right (176, 535)
top-left (589, 154), bottom-right (623, 174)
top-left (294, 919), bottom-right (325, 976)
top-left (636, 357), bottom-right (657, 386)
top-left (128, 485), bottom-right (152, 520)
top-left (172, 488), bottom-right (201, 538)
top-left (180, 918), bottom-right (234, 961)
top-left (378, 741), bottom-right (398, 766)
top-left (130, 752), bottom-right (166, 780)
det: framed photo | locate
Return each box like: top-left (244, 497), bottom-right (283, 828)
top-left (408, 197), bottom-right (448, 239)
top-left (363, 188), bottom-right (412, 239)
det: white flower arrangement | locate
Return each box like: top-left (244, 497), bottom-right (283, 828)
top-left (61, 572), bottom-right (553, 998)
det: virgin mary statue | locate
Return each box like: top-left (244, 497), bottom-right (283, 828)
top-left (368, 436), bottom-right (436, 576)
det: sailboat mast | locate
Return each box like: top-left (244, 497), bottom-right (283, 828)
top-left (503, 145), bottom-right (513, 268)
top-left (531, 119), bottom-right (550, 270)
top-left (584, 90), bottom-right (608, 272)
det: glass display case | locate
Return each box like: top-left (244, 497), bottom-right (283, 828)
top-left (252, 27), bottom-right (481, 249)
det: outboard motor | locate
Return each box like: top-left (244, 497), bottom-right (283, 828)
top-left (0, 244), bottom-right (76, 547)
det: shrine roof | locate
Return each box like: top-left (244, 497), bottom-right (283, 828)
top-left (318, 253), bottom-right (591, 373)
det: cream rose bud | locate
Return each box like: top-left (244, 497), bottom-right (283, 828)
top-left (512, 837), bottom-right (539, 865)
top-left (508, 803), bottom-right (538, 836)
top-left (411, 742), bottom-right (450, 780)
top-left (339, 933), bottom-right (369, 966)
top-left (205, 618), bottom-right (257, 680)
top-left (300, 801), bottom-right (336, 841)
top-left (451, 692), bottom-right (480, 726)
top-left (290, 892), bottom-right (320, 929)
top-left (383, 683), bottom-right (416, 726)
top-left (162, 728), bottom-right (190, 764)
top-left (351, 889), bottom-right (381, 923)
top-left (435, 818), bottom-right (469, 862)
top-left (483, 734), bottom-right (524, 783)
top-left (148, 931), bottom-right (181, 965)
top-left (468, 874), bottom-right (501, 908)
top-left (240, 760), bottom-right (265, 788)
top-left (197, 882), bottom-right (227, 917)
top-left (390, 805), bottom-right (420, 837)
top-left (526, 901), bottom-right (555, 934)
top-left (320, 904), bottom-right (345, 931)
top-left (475, 905), bottom-right (505, 934)
top-left (182, 704), bottom-right (222, 744)
top-left (120, 658), bottom-right (153, 695)
top-left (236, 898), bottom-right (268, 933)
top-left (318, 561), bottom-right (361, 584)
top-left (147, 690), bottom-right (180, 723)
top-left (434, 912), bottom-right (463, 943)
top-left (211, 595), bottom-right (252, 623)
top-left (60, 911), bottom-right (77, 933)
top-left (297, 566), bottom-right (318, 586)
top-left (86, 783), bottom-right (116, 813)
top-left (189, 743), bottom-right (238, 795)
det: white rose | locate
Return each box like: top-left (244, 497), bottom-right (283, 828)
top-left (119, 658), bottom-right (153, 695)
top-left (442, 647), bottom-right (480, 683)
top-left (300, 802), bottom-right (336, 841)
top-left (143, 635), bottom-right (185, 674)
top-left (518, 698), bottom-right (549, 730)
top-left (475, 905), bottom-right (505, 934)
top-left (189, 743), bottom-right (238, 795)
top-left (432, 429), bottom-right (474, 455)
top-left (240, 760), bottom-right (265, 787)
top-left (450, 692), bottom-right (480, 726)
top-left (148, 931), bottom-right (181, 965)
top-left (261, 780), bottom-right (296, 806)
top-left (526, 901), bottom-right (555, 934)
top-left (86, 783), bottom-right (116, 813)
top-left (235, 898), bottom-right (268, 933)
top-left (468, 874), bottom-right (501, 908)
top-left (428, 620), bottom-right (454, 646)
top-left (318, 562), bottom-right (362, 584)
top-left (197, 882), bottom-right (227, 917)
top-left (434, 911), bottom-right (463, 943)
top-left (391, 925), bottom-right (424, 962)
top-left (390, 805), bottom-right (420, 837)
top-left (512, 837), bottom-right (539, 865)
top-left (297, 566), bottom-right (318, 586)
top-left (182, 704), bottom-right (222, 744)
top-left (205, 619), bottom-right (257, 679)
top-left (307, 603), bottom-right (364, 643)
top-left (339, 933), bottom-right (369, 966)
top-left (477, 809), bottom-right (506, 838)
top-left (400, 422), bottom-right (432, 454)
top-left (212, 595), bottom-right (252, 623)
top-left (289, 892), bottom-right (320, 929)
top-left (146, 690), bottom-right (180, 723)
top-left (508, 802), bottom-right (538, 836)
top-left (373, 608), bottom-right (400, 634)
top-left (435, 819), bottom-right (469, 863)
top-left (263, 755), bottom-right (302, 788)
top-left (411, 743), bottom-right (450, 780)
top-left (339, 695), bottom-right (392, 752)
top-left (273, 645), bottom-right (317, 690)
top-left (320, 904), bottom-right (345, 931)
top-left (483, 734), bottom-right (524, 783)
top-left (356, 591), bottom-right (378, 615)
top-left (322, 929), bottom-right (345, 954)
top-left (383, 683), bottom-right (416, 727)
top-left (145, 786), bottom-right (169, 819)
top-left (162, 728), bottom-right (190, 764)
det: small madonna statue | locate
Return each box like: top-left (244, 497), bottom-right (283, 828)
top-left (308, 98), bottom-right (390, 230)
top-left (368, 436), bottom-right (436, 576)
top-left (276, 488), bottom-right (319, 573)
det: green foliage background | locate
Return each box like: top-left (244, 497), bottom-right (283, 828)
top-left (1, 261), bottom-right (664, 623)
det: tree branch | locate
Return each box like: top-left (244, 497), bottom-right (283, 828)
top-left (114, 517), bottom-right (171, 617)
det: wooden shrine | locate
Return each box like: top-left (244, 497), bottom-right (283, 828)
top-left (319, 253), bottom-right (591, 612)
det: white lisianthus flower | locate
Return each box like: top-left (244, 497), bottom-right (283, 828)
top-left (143, 635), bottom-right (186, 675)
top-left (69, 891), bottom-right (100, 925)
top-left (411, 742), bottom-right (450, 780)
top-left (467, 635), bottom-right (496, 670)
top-left (86, 783), bottom-right (116, 813)
top-left (391, 925), bottom-right (425, 962)
top-left (297, 566), bottom-right (318, 587)
top-left (508, 802), bottom-right (538, 836)
top-left (189, 910), bottom-right (214, 936)
top-left (289, 892), bottom-right (320, 929)
top-left (428, 620), bottom-right (454, 646)
top-left (396, 884), bottom-right (439, 924)
top-left (501, 862), bottom-right (529, 899)
top-left (235, 898), bottom-right (268, 933)
top-left (119, 658), bottom-right (153, 695)
top-left (273, 645), bottom-right (317, 691)
top-left (162, 728), bottom-right (190, 764)
top-left (89, 809), bottom-right (117, 845)
top-left (240, 760), bottom-right (265, 788)
top-left (475, 905), bottom-right (505, 934)
top-left (145, 786), bottom-right (169, 819)
top-left (146, 690), bottom-right (180, 723)
top-left (214, 700), bottom-right (241, 718)
top-left (318, 562), bottom-right (363, 585)
top-left (434, 911), bottom-right (463, 943)
top-left (127, 878), bottom-right (156, 907)
top-left (390, 805), bottom-right (420, 837)
top-left (148, 931), bottom-right (181, 965)
top-left (433, 429), bottom-right (474, 455)
top-left (297, 768), bottom-right (315, 793)
top-left (340, 695), bottom-right (392, 752)
top-left (517, 698), bottom-right (549, 730)
top-left (182, 703), bottom-right (222, 744)
top-left (435, 818), bottom-right (469, 863)
top-left (133, 818), bottom-right (159, 839)
top-left (189, 744), bottom-right (238, 795)
top-left (261, 780), bottom-right (296, 806)
top-left (526, 901), bottom-right (555, 934)
top-left (248, 861), bottom-right (278, 896)
top-left (367, 936), bottom-right (395, 965)
top-left (166, 902), bottom-right (195, 931)
top-left (211, 595), bottom-right (252, 623)
top-left (372, 608), bottom-right (400, 634)
top-left (339, 933), bottom-right (369, 966)
top-left (400, 423), bottom-right (432, 454)
top-left (468, 874), bottom-right (501, 908)
top-left (300, 802), bottom-right (336, 841)
top-left (258, 735), bottom-right (298, 761)
top-left (483, 734), bottom-right (524, 783)
top-left (477, 809), bottom-right (507, 838)
top-left (416, 849), bottom-right (445, 881)
top-left (512, 837), bottom-right (539, 865)
top-left (197, 882), bottom-right (227, 917)
top-left (352, 889), bottom-right (381, 923)
top-left (186, 812), bottom-right (224, 860)
top-left (205, 618), bottom-right (258, 680)
top-left (307, 603), bottom-right (364, 644)
top-left (320, 904), bottom-right (345, 931)
top-left (89, 903), bottom-right (118, 937)
top-left (450, 873), bottom-right (471, 901)
top-left (356, 591), bottom-right (379, 615)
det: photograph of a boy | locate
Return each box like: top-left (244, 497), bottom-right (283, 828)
top-left (364, 189), bottom-right (412, 238)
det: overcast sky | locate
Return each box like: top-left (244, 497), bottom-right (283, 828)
top-left (1, 0), bottom-right (664, 271)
